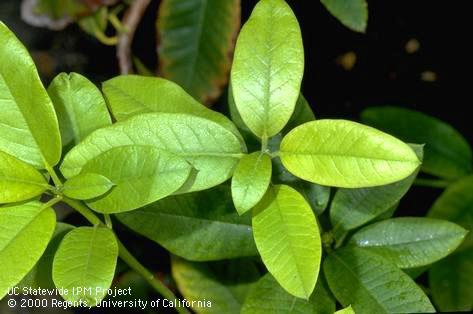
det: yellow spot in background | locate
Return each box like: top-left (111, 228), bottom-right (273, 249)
top-left (405, 38), bottom-right (420, 54)
top-left (421, 71), bottom-right (437, 82)
top-left (336, 51), bottom-right (357, 71)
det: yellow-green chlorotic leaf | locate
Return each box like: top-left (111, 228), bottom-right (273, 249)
top-left (0, 22), bottom-right (61, 168)
top-left (324, 247), bottom-right (435, 314)
top-left (82, 146), bottom-right (192, 213)
top-left (280, 120), bottom-right (421, 188)
top-left (0, 150), bottom-right (48, 203)
top-left (231, 0), bottom-right (304, 138)
top-left (62, 173), bottom-right (114, 200)
top-left (52, 227), bottom-right (118, 306)
top-left (320, 0), bottom-right (368, 32)
top-left (232, 152), bottom-right (272, 215)
top-left (0, 201), bottom-right (56, 298)
top-left (60, 113), bottom-right (243, 193)
top-left (252, 185), bottom-right (321, 299)
top-left (157, 0), bottom-right (241, 104)
top-left (102, 75), bottom-right (245, 149)
top-left (335, 305), bottom-right (356, 314)
top-left (349, 217), bottom-right (467, 268)
top-left (362, 106), bottom-right (473, 179)
top-left (48, 72), bottom-right (112, 147)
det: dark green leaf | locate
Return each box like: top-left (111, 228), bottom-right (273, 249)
top-left (157, 0), bottom-right (241, 104)
top-left (324, 247), bottom-right (435, 313)
top-left (320, 0), bottom-right (368, 32)
top-left (117, 186), bottom-right (258, 261)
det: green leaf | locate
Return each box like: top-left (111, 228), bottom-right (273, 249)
top-left (171, 256), bottom-right (260, 314)
top-left (117, 186), bottom-right (258, 261)
top-left (34, 0), bottom-right (89, 20)
top-left (429, 250), bottom-right (473, 312)
top-left (60, 113), bottom-right (243, 193)
top-left (330, 144), bottom-right (423, 236)
top-left (324, 247), bottom-right (435, 314)
top-left (52, 226), bottom-right (118, 306)
top-left (428, 175), bottom-right (473, 250)
top-left (82, 146), bottom-right (192, 213)
top-left (292, 180), bottom-right (330, 216)
top-left (232, 152), bottom-right (272, 215)
top-left (320, 0), bottom-right (368, 33)
top-left (0, 201), bottom-right (56, 298)
top-left (48, 72), bottom-right (112, 147)
top-left (280, 120), bottom-right (421, 188)
top-left (0, 22), bottom-right (61, 168)
top-left (63, 173), bottom-right (114, 200)
top-left (157, 0), bottom-right (241, 104)
top-left (20, 223), bottom-right (74, 289)
top-left (242, 273), bottom-right (335, 314)
top-left (102, 75), bottom-right (245, 148)
top-left (335, 305), bottom-right (355, 314)
top-left (349, 217), bottom-right (467, 268)
top-left (0, 150), bottom-right (48, 203)
top-left (252, 185), bottom-right (321, 299)
top-left (231, 0), bottom-right (304, 138)
top-left (361, 106), bottom-right (473, 179)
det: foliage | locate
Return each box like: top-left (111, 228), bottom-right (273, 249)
top-left (1, 0), bottom-right (472, 313)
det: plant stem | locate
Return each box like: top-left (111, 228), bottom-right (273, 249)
top-left (104, 214), bottom-right (113, 228)
top-left (414, 178), bottom-right (451, 188)
top-left (117, 240), bottom-right (189, 314)
top-left (62, 197), bottom-right (189, 313)
top-left (261, 135), bottom-right (268, 153)
top-left (44, 162), bottom-right (63, 188)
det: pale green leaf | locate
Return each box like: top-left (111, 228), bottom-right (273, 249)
top-left (428, 175), bottom-right (473, 250)
top-left (52, 226), bottom-right (118, 306)
top-left (0, 150), bottom-right (48, 203)
top-left (429, 250), bottom-right (473, 312)
top-left (232, 152), bottom-right (272, 215)
top-left (20, 223), bottom-right (74, 289)
top-left (349, 217), bottom-right (467, 268)
top-left (280, 120), bottom-right (421, 188)
top-left (62, 173), bottom-right (114, 200)
top-left (0, 22), bottom-right (61, 168)
top-left (82, 146), bottom-right (192, 213)
top-left (172, 256), bottom-right (259, 314)
top-left (48, 72), bottom-right (112, 147)
top-left (335, 305), bottom-right (355, 314)
top-left (324, 247), bottom-right (435, 314)
top-left (231, 0), bottom-right (304, 138)
top-left (60, 113), bottom-right (243, 192)
top-left (157, 0), bottom-right (241, 104)
top-left (320, 0), bottom-right (368, 32)
top-left (117, 186), bottom-right (258, 261)
top-left (0, 201), bottom-right (56, 298)
top-left (330, 144), bottom-right (423, 236)
top-left (361, 106), bottom-right (473, 179)
top-left (252, 185), bottom-right (321, 299)
top-left (242, 273), bottom-right (335, 314)
top-left (102, 75), bottom-right (245, 149)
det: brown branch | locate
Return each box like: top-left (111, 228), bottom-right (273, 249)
top-left (116, 0), bottom-right (151, 74)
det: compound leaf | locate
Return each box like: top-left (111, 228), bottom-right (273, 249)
top-left (60, 113), bottom-right (243, 193)
top-left (252, 185), bottom-right (321, 299)
top-left (280, 120), bottom-right (421, 188)
top-left (52, 226), bottom-right (118, 306)
top-left (231, 0), bottom-right (304, 138)
top-left (0, 201), bottom-right (56, 298)
top-left (48, 72), bottom-right (112, 147)
top-left (0, 150), bottom-right (48, 203)
top-left (349, 217), bottom-right (467, 268)
top-left (232, 152), bottom-right (272, 215)
top-left (0, 22), bottom-right (61, 168)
